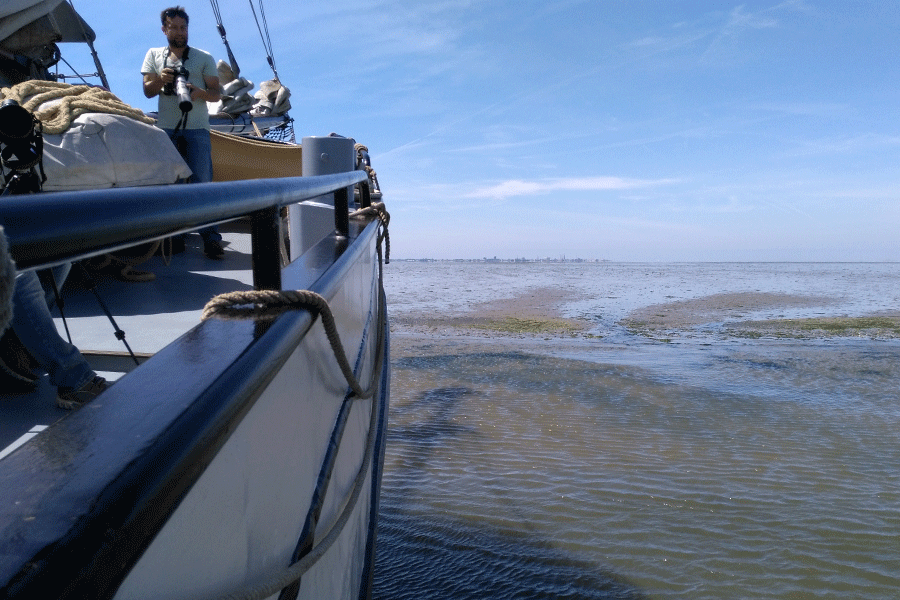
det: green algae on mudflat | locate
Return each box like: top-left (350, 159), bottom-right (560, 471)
top-left (469, 316), bottom-right (583, 335)
top-left (730, 316), bottom-right (900, 339)
top-left (621, 314), bottom-right (900, 340)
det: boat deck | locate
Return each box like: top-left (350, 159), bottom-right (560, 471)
top-left (0, 220), bottom-right (255, 457)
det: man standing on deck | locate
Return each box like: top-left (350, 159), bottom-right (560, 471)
top-left (141, 6), bottom-right (224, 259)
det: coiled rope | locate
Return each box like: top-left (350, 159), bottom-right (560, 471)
top-left (0, 81), bottom-right (156, 135)
top-left (0, 226), bottom-right (15, 335)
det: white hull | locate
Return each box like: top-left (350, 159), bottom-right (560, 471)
top-left (115, 222), bottom-right (388, 600)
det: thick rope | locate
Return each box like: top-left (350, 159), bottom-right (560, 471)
top-left (200, 219), bottom-right (389, 600)
top-left (354, 143), bottom-right (382, 194)
top-left (202, 289), bottom-right (373, 399)
top-left (0, 225), bottom-right (15, 335)
top-left (350, 202), bottom-right (390, 264)
top-left (201, 201), bottom-right (389, 398)
top-left (212, 347), bottom-right (382, 600)
top-left (210, 274), bottom-right (388, 600)
top-left (0, 81), bottom-right (156, 135)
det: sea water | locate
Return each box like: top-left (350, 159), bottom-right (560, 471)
top-left (372, 262), bottom-right (900, 600)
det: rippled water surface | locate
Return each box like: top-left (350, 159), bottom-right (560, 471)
top-left (373, 263), bottom-right (900, 599)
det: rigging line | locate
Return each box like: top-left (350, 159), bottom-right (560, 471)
top-left (258, 1), bottom-right (277, 77)
top-left (56, 55), bottom-right (91, 86)
top-left (208, 0), bottom-right (241, 77)
top-left (208, 0), bottom-right (222, 24)
top-left (248, 0), bottom-right (279, 81)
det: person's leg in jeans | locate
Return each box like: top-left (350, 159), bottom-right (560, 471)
top-left (10, 268), bottom-right (94, 391)
top-left (164, 128), bottom-right (222, 256)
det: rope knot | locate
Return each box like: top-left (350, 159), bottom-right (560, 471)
top-left (350, 202), bottom-right (391, 264)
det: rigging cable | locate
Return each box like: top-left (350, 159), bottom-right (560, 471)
top-left (248, 0), bottom-right (279, 81)
top-left (208, 0), bottom-right (241, 77)
top-left (66, 1), bottom-right (110, 89)
top-left (55, 54), bottom-right (91, 86)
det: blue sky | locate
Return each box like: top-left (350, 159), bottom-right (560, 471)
top-left (64, 0), bottom-right (899, 261)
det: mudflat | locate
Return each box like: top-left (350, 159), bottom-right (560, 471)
top-left (623, 291), bottom-right (900, 339)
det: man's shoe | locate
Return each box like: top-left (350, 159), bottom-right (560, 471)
top-left (0, 357), bottom-right (37, 393)
top-left (203, 239), bottom-right (225, 259)
top-left (0, 328), bottom-right (39, 385)
top-left (57, 376), bottom-right (108, 410)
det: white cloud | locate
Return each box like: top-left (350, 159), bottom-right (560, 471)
top-left (465, 176), bottom-right (675, 200)
top-left (787, 133), bottom-right (900, 156)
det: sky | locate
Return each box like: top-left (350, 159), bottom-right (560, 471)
top-left (61, 0), bottom-right (900, 261)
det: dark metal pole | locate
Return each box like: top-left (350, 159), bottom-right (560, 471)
top-left (359, 181), bottom-right (371, 209)
top-left (87, 40), bottom-right (110, 90)
top-left (250, 206), bottom-right (282, 290)
top-left (334, 187), bottom-right (349, 238)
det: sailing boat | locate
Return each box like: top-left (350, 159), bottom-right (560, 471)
top-left (0, 1), bottom-right (390, 598)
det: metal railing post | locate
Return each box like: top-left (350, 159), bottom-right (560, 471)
top-left (251, 206), bottom-right (282, 290)
top-left (334, 187), bottom-right (349, 238)
top-left (359, 181), bottom-right (371, 209)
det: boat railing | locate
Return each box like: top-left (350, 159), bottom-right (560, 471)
top-left (0, 169), bottom-right (370, 291)
top-left (0, 167), bottom-right (389, 599)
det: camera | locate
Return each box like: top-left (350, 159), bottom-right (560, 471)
top-left (163, 66), bottom-right (193, 113)
top-left (0, 100), bottom-right (41, 172)
top-left (0, 99), bottom-right (46, 193)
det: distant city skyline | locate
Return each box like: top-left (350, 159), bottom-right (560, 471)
top-left (69, 1), bottom-right (900, 261)
top-left (397, 257), bottom-right (604, 263)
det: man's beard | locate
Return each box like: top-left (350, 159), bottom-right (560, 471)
top-left (171, 37), bottom-right (187, 48)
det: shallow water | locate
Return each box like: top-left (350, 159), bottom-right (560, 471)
top-left (373, 263), bottom-right (900, 599)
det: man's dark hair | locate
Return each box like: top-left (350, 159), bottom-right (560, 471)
top-left (161, 6), bottom-right (189, 26)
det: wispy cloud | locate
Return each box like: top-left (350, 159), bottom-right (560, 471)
top-left (786, 133), bottom-right (900, 157)
top-left (623, 0), bottom-right (813, 63)
top-left (624, 31), bottom-right (711, 56)
top-left (465, 176), bottom-right (676, 200)
top-left (746, 101), bottom-right (848, 117)
top-left (701, 0), bottom-right (812, 59)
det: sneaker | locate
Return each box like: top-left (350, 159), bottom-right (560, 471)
top-left (57, 376), bottom-right (108, 410)
top-left (203, 239), bottom-right (225, 259)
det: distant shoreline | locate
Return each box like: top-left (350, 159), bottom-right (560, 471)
top-left (393, 258), bottom-right (900, 264)
top-left (393, 257), bottom-right (607, 263)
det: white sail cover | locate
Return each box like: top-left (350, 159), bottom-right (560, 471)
top-left (0, 0), bottom-right (94, 49)
top-left (41, 113), bottom-right (193, 191)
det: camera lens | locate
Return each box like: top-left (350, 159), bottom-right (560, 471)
top-left (0, 100), bottom-right (34, 141)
